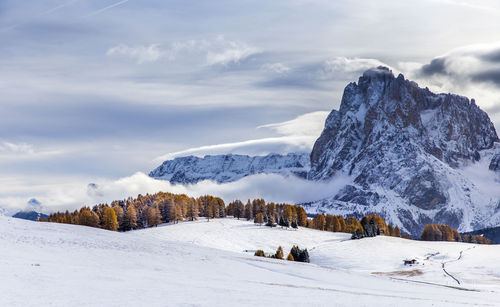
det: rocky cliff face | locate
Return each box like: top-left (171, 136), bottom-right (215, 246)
top-left (490, 153), bottom-right (500, 172)
top-left (149, 153), bottom-right (309, 184)
top-left (305, 67), bottom-right (499, 236)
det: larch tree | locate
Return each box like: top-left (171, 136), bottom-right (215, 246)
top-left (244, 200), bottom-right (253, 220)
top-left (233, 200), bottom-right (244, 219)
top-left (296, 206), bottom-right (308, 227)
top-left (275, 246), bottom-right (284, 260)
top-left (205, 202), bottom-right (213, 221)
top-left (185, 200), bottom-right (198, 222)
top-left (147, 205), bottom-right (162, 227)
top-left (102, 207), bottom-right (119, 231)
top-left (393, 225), bottom-right (401, 237)
top-left (112, 205), bottom-right (124, 230)
top-left (254, 213), bottom-right (264, 225)
top-left (124, 204), bottom-right (138, 230)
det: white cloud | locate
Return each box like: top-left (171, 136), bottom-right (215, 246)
top-left (205, 38), bottom-right (259, 66)
top-left (0, 142), bottom-right (35, 155)
top-left (0, 171), bottom-right (351, 214)
top-left (258, 111), bottom-right (328, 137)
top-left (155, 111), bottom-right (329, 161)
top-left (319, 57), bottom-right (397, 80)
top-left (106, 44), bottom-right (162, 64)
top-left (261, 63), bottom-right (291, 74)
top-left (106, 36), bottom-right (259, 66)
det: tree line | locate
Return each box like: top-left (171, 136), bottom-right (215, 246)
top-left (420, 224), bottom-right (491, 244)
top-left (41, 191), bottom-right (492, 244)
top-left (254, 245), bottom-right (310, 263)
top-left (42, 192), bottom-right (225, 231)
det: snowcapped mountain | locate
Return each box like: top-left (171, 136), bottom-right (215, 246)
top-left (149, 152), bottom-right (309, 184)
top-left (151, 67), bottom-right (500, 237)
top-left (12, 210), bottom-right (49, 221)
top-left (305, 67), bottom-right (500, 237)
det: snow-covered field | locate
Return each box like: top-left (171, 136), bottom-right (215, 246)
top-left (1, 216), bottom-right (500, 306)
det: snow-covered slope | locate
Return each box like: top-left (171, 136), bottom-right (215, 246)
top-left (2, 217), bottom-right (500, 306)
top-left (150, 152), bottom-right (309, 184)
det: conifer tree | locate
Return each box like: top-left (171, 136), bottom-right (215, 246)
top-left (331, 216), bottom-right (341, 232)
top-left (244, 200), bottom-right (253, 220)
top-left (124, 204), bottom-right (138, 230)
top-left (78, 208), bottom-right (93, 227)
top-left (205, 202), bottom-right (212, 221)
top-left (296, 206), bottom-right (307, 227)
top-left (312, 214), bottom-right (326, 230)
top-left (387, 224), bottom-right (394, 236)
top-left (233, 200), bottom-right (244, 219)
top-left (275, 246), bottom-right (284, 260)
top-left (282, 205), bottom-right (292, 227)
top-left (254, 250), bottom-right (265, 257)
top-left (254, 213), bottom-right (264, 225)
top-left (174, 204), bottom-right (183, 223)
top-left (287, 253), bottom-right (294, 261)
top-left (112, 205), bottom-right (124, 230)
top-left (147, 205), bottom-right (162, 227)
top-left (185, 200), bottom-right (199, 221)
top-left (394, 225), bottom-right (401, 237)
top-left (102, 207), bottom-right (119, 231)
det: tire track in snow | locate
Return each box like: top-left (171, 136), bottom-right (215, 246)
top-left (441, 246), bottom-right (476, 285)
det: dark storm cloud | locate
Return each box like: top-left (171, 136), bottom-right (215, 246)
top-left (417, 46), bottom-right (500, 89)
top-left (479, 49), bottom-right (500, 63)
top-left (420, 57), bottom-right (448, 76)
top-left (472, 70), bottom-right (500, 86)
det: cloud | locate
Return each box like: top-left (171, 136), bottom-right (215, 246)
top-left (261, 63), bottom-right (291, 74)
top-left (258, 111), bottom-right (328, 137)
top-left (0, 142), bottom-right (34, 155)
top-left (27, 198), bottom-right (41, 207)
top-left (205, 38), bottom-right (259, 66)
top-left (257, 57), bottom-right (395, 89)
top-left (155, 111), bottom-right (329, 161)
top-left (417, 43), bottom-right (500, 85)
top-left (106, 44), bottom-right (162, 64)
top-left (405, 42), bottom-right (500, 130)
top-left (0, 171), bottom-right (351, 214)
top-left (106, 36), bottom-right (259, 65)
top-left (319, 57), bottom-right (394, 78)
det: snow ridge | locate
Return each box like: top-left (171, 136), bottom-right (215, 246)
top-left (150, 152), bottom-right (310, 184)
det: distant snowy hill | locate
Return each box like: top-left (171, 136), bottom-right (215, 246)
top-left (151, 67), bottom-right (500, 237)
top-left (12, 211), bottom-right (48, 221)
top-left (2, 216), bottom-right (500, 306)
top-left (150, 152), bottom-right (309, 184)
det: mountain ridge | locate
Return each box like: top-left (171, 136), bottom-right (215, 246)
top-left (149, 152), bottom-right (309, 184)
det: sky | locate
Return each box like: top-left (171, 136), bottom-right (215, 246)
top-left (1, 0), bottom-right (500, 213)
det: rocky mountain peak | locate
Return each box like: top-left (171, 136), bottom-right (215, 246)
top-left (310, 66), bottom-right (498, 180)
top-left (306, 67), bottom-right (499, 236)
